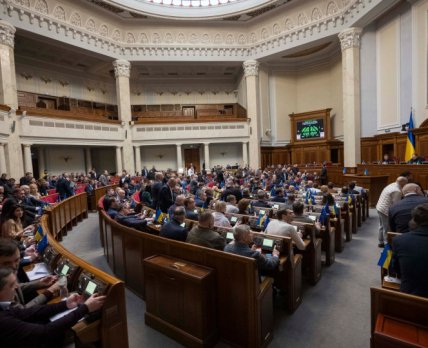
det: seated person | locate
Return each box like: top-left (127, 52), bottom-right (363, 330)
top-left (327, 182), bottom-right (337, 194)
top-left (21, 185), bottom-right (47, 209)
top-left (159, 207), bottom-right (188, 242)
top-left (186, 212), bottom-right (226, 250)
top-left (0, 238), bottom-right (60, 307)
top-left (252, 190), bottom-right (271, 208)
top-left (225, 195), bottom-right (239, 214)
top-left (194, 191), bottom-right (207, 208)
top-left (0, 267), bottom-right (105, 348)
top-left (382, 154), bottom-right (392, 164)
top-left (115, 204), bottom-right (151, 232)
top-left (389, 184), bottom-right (428, 234)
top-left (104, 197), bottom-right (120, 219)
top-left (265, 209), bottom-right (306, 250)
top-left (237, 198), bottom-right (251, 215)
top-left (224, 224), bottom-right (279, 275)
top-left (348, 181), bottom-right (360, 195)
top-left (184, 197), bottom-right (199, 221)
top-left (407, 153), bottom-right (424, 164)
top-left (270, 188), bottom-right (286, 203)
top-left (284, 194), bottom-right (295, 210)
top-left (138, 184), bottom-right (152, 207)
top-left (28, 184), bottom-right (42, 200)
top-left (292, 201), bottom-right (322, 234)
top-left (212, 201), bottom-right (231, 228)
top-left (1, 204), bottom-right (34, 240)
top-left (390, 203), bottom-right (428, 297)
top-left (1, 189), bottom-right (38, 226)
top-left (167, 194), bottom-right (185, 218)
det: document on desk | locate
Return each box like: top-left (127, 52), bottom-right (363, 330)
top-left (49, 307), bottom-right (77, 322)
top-left (26, 262), bottom-right (50, 281)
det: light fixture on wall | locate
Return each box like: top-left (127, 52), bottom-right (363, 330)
top-left (59, 80), bottom-right (69, 87)
top-left (40, 76), bottom-right (51, 84)
top-left (157, 154), bottom-right (164, 159)
top-left (86, 86), bottom-right (95, 92)
top-left (20, 73), bottom-right (32, 80)
top-left (62, 156), bottom-right (72, 162)
top-left (265, 129), bottom-right (272, 136)
top-left (220, 152), bottom-right (227, 157)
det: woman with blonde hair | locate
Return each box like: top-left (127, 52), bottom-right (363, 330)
top-left (212, 201), bottom-right (231, 227)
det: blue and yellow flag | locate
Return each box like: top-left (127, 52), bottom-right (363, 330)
top-left (36, 233), bottom-right (48, 254)
top-left (34, 224), bottom-right (44, 242)
top-left (377, 244), bottom-right (392, 270)
top-left (155, 208), bottom-right (165, 223)
top-left (405, 110), bottom-right (416, 162)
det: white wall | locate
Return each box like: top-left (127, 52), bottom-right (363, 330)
top-left (210, 143), bottom-right (241, 167)
top-left (140, 145), bottom-right (177, 170)
top-left (271, 57), bottom-right (343, 144)
top-left (44, 146), bottom-right (86, 175)
top-left (91, 147), bottom-right (116, 174)
top-left (16, 63), bottom-right (117, 104)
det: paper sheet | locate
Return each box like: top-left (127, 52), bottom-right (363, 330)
top-left (49, 307), bottom-right (77, 322)
top-left (26, 262), bottom-right (50, 281)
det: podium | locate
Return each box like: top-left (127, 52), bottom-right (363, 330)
top-left (144, 255), bottom-right (217, 347)
top-left (343, 175), bottom-right (389, 207)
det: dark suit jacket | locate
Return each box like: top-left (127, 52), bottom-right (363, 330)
top-left (115, 213), bottom-right (147, 231)
top-left (55, 178), bottom-right (73, 198)
top-left (185, 208), bottom-right (198, 221)
top-left (270, 196), bottom-right (286, 203)
top-left (0, 301), bottom-right (88, 348)
top-left (389, 195), bottom-right (428, 233)
top-left (221, 188), bottom-right (243, 202)
top-left (158, 185), bottom-right (174, 213)
top-left (160, 219), bottom-right (188, 241)
top-left (150, 181), bottom-right (163, 209)
top-left (390, 227), bottom-right (428, 297)
top-left (252, 200), bottom-right (271, 208)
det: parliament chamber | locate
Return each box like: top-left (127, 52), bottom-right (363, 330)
top-left (0, 0), bottom-right (428, 347)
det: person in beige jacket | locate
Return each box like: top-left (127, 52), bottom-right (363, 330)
top-left (375, 176), bottom-right (408, 247)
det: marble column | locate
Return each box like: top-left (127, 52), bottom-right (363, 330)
top-left (339, 27), bottom-right (362, 168)
top-left (0, 21), bottom-right (23, 178)
top-left (38, 147), bottom-right (46, 178)
top-left (85, 147), bottom-right (92, 174)
top-left (113, 59), bottom-right (135, 174)
top-left (243, 60), bottom-right (261, 169)
top-left (23, 144), bottom-right (33, 174)
top-left (115, 146), bottom-right (122, 174)
top-left (203, 143), bottom-right (210, 172)
top-left (176, 144), bottom-right (182, 171)
top-left (0, 143), bottom-right (6, 174)
top-left (134, 145), bottom-right (141, 175)
top-left (242, 142), bottom-right (248, 167)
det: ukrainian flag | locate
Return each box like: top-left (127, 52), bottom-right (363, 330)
top-left (405, 110), bottom-right (416, 162)
top-left (377, 244), bottom-right (392, 270)
top-left (155, 208), bottom-right (165, 223)
top-left (34, 224), bottom-right (44, 242)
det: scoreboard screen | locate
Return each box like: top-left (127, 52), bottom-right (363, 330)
top-left (296, 119), bottom-right (325, 140)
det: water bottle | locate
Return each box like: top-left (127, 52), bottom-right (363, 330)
top-left (364, 169), bottom-right (368, 176)
top-left (58, 276), bottom-right (68, 299)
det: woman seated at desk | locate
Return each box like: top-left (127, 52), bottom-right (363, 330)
top-left (1, 204), bottom-right (35, 240)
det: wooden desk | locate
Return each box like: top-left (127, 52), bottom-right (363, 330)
top-left (343, 175), bottom-right (389, 207)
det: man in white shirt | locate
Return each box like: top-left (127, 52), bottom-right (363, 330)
top-left (376, 176), bottom-right (408, 247)
top-left (265, 209), bottom-right (306, 250)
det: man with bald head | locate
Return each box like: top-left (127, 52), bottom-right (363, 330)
top-left (376, 176), bottom-right (408, 246)
top-left (389, 183), bottom-right (428, 233)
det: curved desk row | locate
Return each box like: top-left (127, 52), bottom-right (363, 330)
top-left (42, 193), bottom-right (128, 348)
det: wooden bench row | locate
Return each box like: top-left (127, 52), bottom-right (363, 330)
top-left (42, 193), bottom-right (129, 348)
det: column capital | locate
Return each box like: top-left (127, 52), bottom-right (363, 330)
top-left (338, 27), bottom-right (362, 51)
top-left (203, 142), bottom-right (210, 146)
top-left (116, 145), bottom-right (122, 149)
top-left (176, 143), bottom-right (182, 147)
top-left (0, 21), bottom-right (15, 49)
top-left (243, 60), bottom-right (259, 77)
top-left (22, 144), bottom-right (32, 148)
top-left (113, 59), bottom-right (131, 78)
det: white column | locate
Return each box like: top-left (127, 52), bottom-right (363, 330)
top-left (23, 144), bottom-right (33, 174)
top-left (243, 60), bottom-right (261, 169)
top-left (115, 146), bottom-right (122, 174)
top-left (0, 21), bottom-right (23, 178)
top-left (85, 147), bottom-right (92, 174)
top-left (113, 59), bottom-right (135, 174)
top-left (38, 147), bottom-right (46, 178)
top-left (339, 28), bottom-right (362, 168)
top-left (176, 144), bottom-right (182, 171)
top-left (134, 145), bottom-right (141, 175)
top-left (242, 142), bottom-right (248, 167)
top-left (0, 143), bottom-right (6, 174)
top-left (204, 143), bottom-right (210, 172)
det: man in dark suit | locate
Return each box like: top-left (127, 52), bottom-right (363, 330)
top-left (270, 188), bottom-right (286, 203)
top-left (158, 178), bottom-right (177, 213)
top-left (389, 183), bottom-right (428, 233)
top-left (56, 174), bottom-right (73, 200)
top-left (19, 172), bottom-right (33, 186)
top-left (159, 207), bottom-right (188, 241)
top-left (141, 166), bottom-right (149, 178)
top-left (320, 163), bottom-right (328, 185)
top-left (150, 172), bottom-right (164, 209)
top-left (252, 190), bottom-right (270, 208)
top-left (184, 197), bottom-right (198, 221)
top-left (390, 203), bottom-right (428, 297)
top-left (221, 181), bottom-right (243, 202)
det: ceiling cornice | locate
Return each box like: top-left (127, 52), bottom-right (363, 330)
top-left (1, 0), bottom-right (401, 62)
